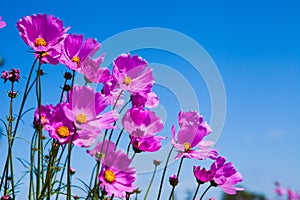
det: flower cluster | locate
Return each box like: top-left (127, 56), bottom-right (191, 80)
top-left (0, 13), bottom-right (244, 200)
top-left (275, 182), bottom-right (300, 200)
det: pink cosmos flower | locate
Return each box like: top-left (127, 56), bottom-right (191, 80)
top-left (60, 34), bottom-right (100, 71)
top-left (44, 103), bottom-right (75, 144)
top-left (288, 189), bottom-right (300, 200)
top-left (122, 109), bottom-right (164, 137)
top-left (16, 14), bottom-right (69, 64)
top-left (81, 53), bottom-right (110, 83)
top-left (64, 85), bottom-right (119, 147)
top-left (131, 92), bottom-right (159, 109)
top-left (33, 104), bottom-right (54, 129)
top-left (99, 149), bottom-right (136, 198)
top-left (112, 53), bottom-right (154, 94)
top-left (0, 16), bottom-right (6, 29)
top-left (1, 68), bottom-right (21, 83)
top-left (102, 74), bottom-right (124, 107)
top-left (193, 166), bottom-right (214, 184)
top-left (87, 139), bottom-right (116, 162)
top-left (210, 156), bottom-right (243, 195)
top-left (274, 181), bottom-right (285, 196)
top-left (171, 111), bottom-right (218, 160)
top-left (130, 135), bottom-right (165, 153)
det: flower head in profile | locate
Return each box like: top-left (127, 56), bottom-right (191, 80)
top-left (131, 135), bottom-right (165, 153)
top-left (98, 149), bottom-right (136, 198)
top-left (287, 188), bottom-right (300, 200)
top-left (16, 14), bottom-right (69, 64)
top-left (0, 16), bottom-right (6, 29)
top-left (131, 92), bottom-right (159, 109)
top-left (60, 34), bottom-right (100, 71)
top-left (33, 104), bottom-right (53, 129)
top-left (193, 166), bottom-right (214, 184)
top-left (122, 109), bottom-right (164, 137)
top-left (171, 111), bottom-right (218, 160)
top-left (210, 156), bottom-right (243, 195)
top-left (1, 68), bottom-right (20, 83)
top-left (63, 85), bottom-right (119, 147)
top-left (274, 181), bottom-right (285, 196)
top-left (113, 53), bottom-right (154, 94)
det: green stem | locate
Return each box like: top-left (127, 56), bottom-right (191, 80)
top-left (192, 183), bottom-right (201, 200)
top-left (199, 184), bottom-right (212, 200)
top-left (29, 133), bottom-right (38, 200)
top-left (168, 157), bottom-right (184, 200)
top-left (67, 139), bottom-right (74, 200)
top-left (0, 57), bottom-right (38, 191)
top-left (144, 165), bottom-right (157, 200)
top-left (157, 146), bottom-right (174, 200)
top-left (36, 59), bottom-right (43, 199)
top-left (114, 128), bottom-right (124, 150)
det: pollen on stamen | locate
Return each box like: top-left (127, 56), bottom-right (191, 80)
top-left (104, 169), bottom-right (116, 183)
top-left (76, 113), bottom-right (87, 124)
top-left (183, 142), bottom-right (191, 152)
top-left (123, 76), bottom-right (132, 86)
top-left (35, 37), bottom-right (47, 47)
top-left (72, 56), bottom-right (81, 67)
top-left (56, 126), bottom-right (70, 138)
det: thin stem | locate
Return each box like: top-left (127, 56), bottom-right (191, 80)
top-left (67, 142), bottom-right (72, 200)
top-left (131, 152), bottom-right (136, 160)
top-left (192, 183), bottom-right (201, 200)
top-left (168, 157), bottom-right (184, 200)
top-left (114, 128), bottom-right (124, 150)
top-left (36, 59), bottom-right (43, 199)
top-left (59, 78), bottom-right (68, 103)
top-left (29, 132), bottom-right (37, 200)
top-left (199, 184), bottom-right (212, 200)
top-left (144, 165), bottom-right (157, 200)
top-left (157, 146), bottom-right (174, 200)
top-left (0, 57), bottom-right (38, 191)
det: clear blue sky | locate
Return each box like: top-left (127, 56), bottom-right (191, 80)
top-left (1, 0), bottom-right (300, 199)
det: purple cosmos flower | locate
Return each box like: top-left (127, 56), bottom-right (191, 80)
top-left (122, 109), bottom-right (164, 137)
top-left (101, 74), bottom-right (124, 107)
top-left (1, 68), bottom-right (20, 83)
top-left (98, 149), bottom-right (136, 198)
top-left (193, 166), bottom-right (214, 184)
top-left (87, 139), bottom-right (116, 162)
top-left (45, 103), bottom-right (75, 144)
top-left (112, 53), bottom-right (154, 94)
top-left (16, 14), bottom-right (69, 64)
top-left (210, 156), bottom-right (243, 195)
top-left (33, 104), bottom-right (53, 129)
top-left (60, 34), bottom-right (100, 71)
top-left (131, 92), bottom-right (159, 109)
top-left (64, 85), bottom-right (119, 147)
top-left (130, 135), bottom-right (165, 153)
top-left (0, 16), bottom-right (6, 29)
top-left (171, 111), bottom-right (218, 160)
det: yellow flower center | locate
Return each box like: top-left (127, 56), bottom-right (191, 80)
top-left (76, 113), bottom-right (87, 124)
top-left (137, 142), bottom-right (141, 147)
top-left (41, 51), bottom-right (48, 57)
top-left (104, 169), bottom-right (116, 183)
top-left (35, 37), bottom-right (47, 47)
top-left (41, 116), bottom-right (47, 124)
top-left (56, 126), bottom-right (70, 138)
top-left (72, 56), bottom-right (81, 67)
top-left (183, 142), bottom-right (191, 152)
top-left (123, 76), bottom-right (132, 85)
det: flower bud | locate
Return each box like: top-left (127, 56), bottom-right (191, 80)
top-left (64, 72), bottom-right (73, 80)
top-left (169, 175), bottom-right (178, 187)
top-left (153, 159), bottom-right (161, 166)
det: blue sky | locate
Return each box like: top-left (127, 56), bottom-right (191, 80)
top-left (1, 0), bottom-right (300, 199)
